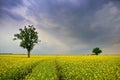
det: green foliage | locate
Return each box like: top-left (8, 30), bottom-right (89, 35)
top-left (13, 25), bottom-right (40, 58)
top-left (92, 47), bottom-right (102, 55)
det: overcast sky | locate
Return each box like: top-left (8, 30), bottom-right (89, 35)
top-left (0, 0), bottom-right (120, 54)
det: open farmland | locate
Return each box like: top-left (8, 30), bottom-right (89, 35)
top-left (0, 55), bottom-right (120, 80)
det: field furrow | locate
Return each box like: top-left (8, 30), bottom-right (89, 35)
top-left (55, 60), bottom-right (62, 80)
top-left (24, 60), bottom-right (58, 80)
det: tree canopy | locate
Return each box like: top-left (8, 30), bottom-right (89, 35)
top-left (13, 25), bottom-right (40, 58)
top-left (92, 47), bottom-right (102, 55)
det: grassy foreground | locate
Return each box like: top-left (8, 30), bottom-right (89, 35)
top-left (0, 55), bottom-right (120, 80)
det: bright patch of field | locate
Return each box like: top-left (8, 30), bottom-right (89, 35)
top-left (0, 55), bottom-right (120, 80)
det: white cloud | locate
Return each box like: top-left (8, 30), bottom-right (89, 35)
top-left (0, 19), bottom-right (26, 53)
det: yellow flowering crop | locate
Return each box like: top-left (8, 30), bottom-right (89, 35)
top-left (0, 55), bottom-right (120, 80)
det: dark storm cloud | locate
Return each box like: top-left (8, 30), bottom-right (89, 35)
top-left (0, 0), bottom-right (23, 8)
top-left (112, 0), bottom-right (120, 9)
top-left (25, 0), bottom-right (120, 48)
top-left (0, 0), bottom-right (24, 20)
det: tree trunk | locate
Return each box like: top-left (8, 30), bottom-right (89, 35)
top-left (27, 50), bottom-right (30, 58)
top-left (96, 53), bottom-right (98, 55)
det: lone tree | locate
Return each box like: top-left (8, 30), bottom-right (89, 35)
top-left (13, 25), bottom-right (40, 58)
top-left (92, 47), bottom-right (102, 55)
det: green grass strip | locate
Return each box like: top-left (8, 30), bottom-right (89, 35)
top-left (24, 60), bottom-right (58, 80)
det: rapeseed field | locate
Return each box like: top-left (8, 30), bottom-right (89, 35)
top-left (0, 55), bottom-right (120, 80)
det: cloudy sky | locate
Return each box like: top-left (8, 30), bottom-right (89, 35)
top-left (0, 0), bottom-right (120, 54)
